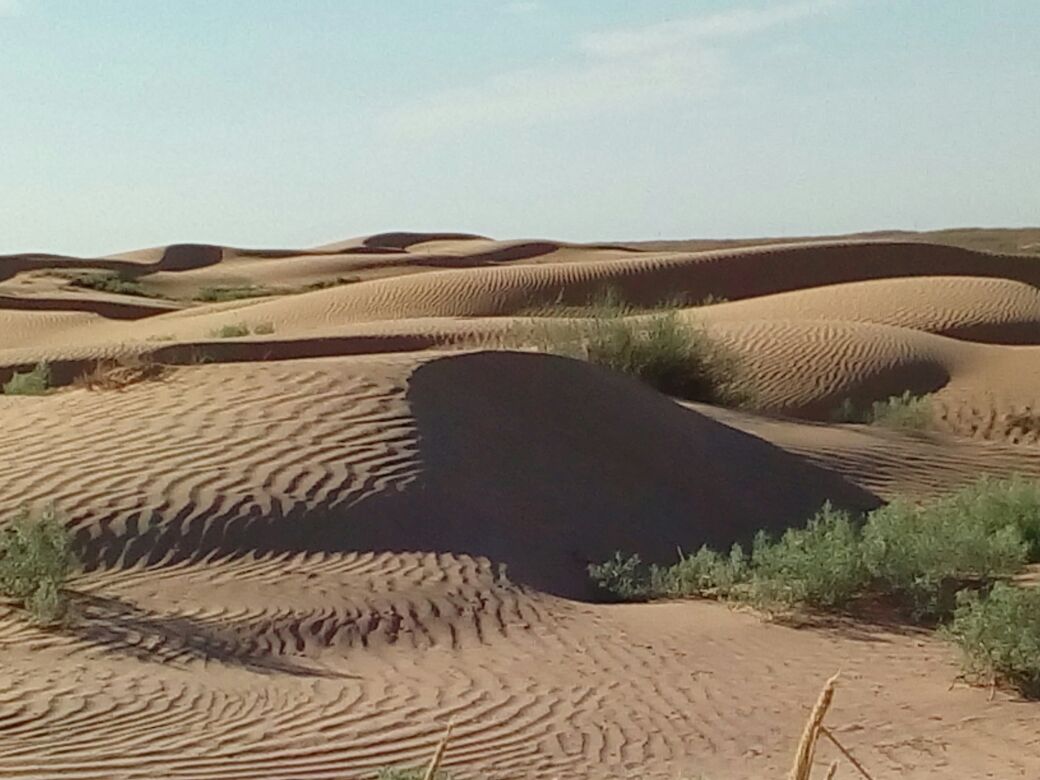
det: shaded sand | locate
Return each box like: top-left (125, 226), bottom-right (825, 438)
top-left (4, 230), bottom-right (1040, 778)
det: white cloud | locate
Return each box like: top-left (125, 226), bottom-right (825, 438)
top-left (579, 0), bottom-right (845, 56)
top-left (383, 0), bottom-right (848, 135)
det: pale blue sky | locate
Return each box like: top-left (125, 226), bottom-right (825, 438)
top-left (1, 0), bottom-right (1037, 255)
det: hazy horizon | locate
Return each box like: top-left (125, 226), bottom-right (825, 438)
top-left (3, 0), bottom-right (1038, 256)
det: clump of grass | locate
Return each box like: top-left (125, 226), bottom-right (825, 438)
top-left (209, 323), bottom-right (251, 338)
top-left (945, 584), bottom-right (1040, 697)
top-left (253, 322), bottom-right (275, 335)
top-left (591, 479), bottom-right (1040, 622)
top-left (194, 285), bottom-right (280, 303)
top-left (511, 290), bottom-right (750, 406)
top-left (831, 391), bottom-right (933, 430)
top-left (3, 362), bottom-right (51, 395)
top-left (0, 506), bottom-right (78, 624)
top-left (63, 271), bottom-right (153, 297)
top-left (300, 276), bottom-right (359, 291)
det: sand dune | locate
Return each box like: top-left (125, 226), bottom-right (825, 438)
top-left (4, 230), bottom-right (1040, 778)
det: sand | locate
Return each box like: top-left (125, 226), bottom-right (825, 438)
top-left (3, 231), bottom-right (1040, 778)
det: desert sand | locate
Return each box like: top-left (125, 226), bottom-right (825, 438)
top-left (3, 229), bottom-right (1040, 778)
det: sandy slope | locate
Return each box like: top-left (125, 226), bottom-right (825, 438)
top-left (3, 231), bottom-right (1040, 778)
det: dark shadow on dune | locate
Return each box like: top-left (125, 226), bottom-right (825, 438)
top-left (363, 232), bottom-right (488, 250)
top-left (60, 592), bottom-right (342, 677)
top-left (74, 352), bottom-right (883, 600)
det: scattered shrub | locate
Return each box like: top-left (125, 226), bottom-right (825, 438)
top-left (253, 322), bottom-right (275, 335)
top-left (3, 362), bottom-right (51, 395)
top-left (650, 543), bottom-right (748, 598)
top-left (832, 391), bottom-right (935, 429)
top-left (0, 506), bottom-right (77, 624)
top-left (378, 768), bottom-right (451, 780)
top-left (945, 584), bottom-right (1040, 697)
top-left (66, 271), bottom-right (152, 297)
top-left (209, 323), bottom-right (251, 339)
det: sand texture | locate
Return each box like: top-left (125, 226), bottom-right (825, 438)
top-left (3, 231), bottom-right (1040, 778)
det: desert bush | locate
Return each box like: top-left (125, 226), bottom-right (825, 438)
top-left (0, 506), bottom-right (77, 624)
top-left (3, 362), bottom-right (51, 395)
top-left (747, 504), bottom-right (867, 610)
top-left (253, 322), bottom-right (275, 335)
top-left (377, 769), bottom-right (451, 780)
top-left (869, 391), bottom-right (933, 430)
top-left (861, 497), bottom-right (1026, 619)
top-left (209, 323), bottom-right (251, 338)
top-left (945, 583), bottom-right (1040, 697)
top-left (937, 476), bottom-right (1040, 561)
top-left (588, 552), bottom-right (650, 601)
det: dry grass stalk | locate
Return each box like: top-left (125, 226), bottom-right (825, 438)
top-left (824, 761), bottom-right (839, 780)
top-left (788, 672), bottom-right (839, 780)
top-left (422, 722), bottom-right (453, 780)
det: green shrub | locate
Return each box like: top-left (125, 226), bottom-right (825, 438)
top-left (3, 362), bottom-right (51, 395)
top-left (862, 498), bottom-right (1026, 619)
top-left (868, 391), bottom-right (933, 430)
top-left (208, 323), bottom-right (251, 339)
top-left (253, 322), bottom-right (275, 335)
top-left (650, 544), bottom-right (749, 598)
top-left (945, 584), bottom-right (1040, 697)
top-left (747, 504), bottom-right (867, 610)
top-left (939, 477), bottom-right (1040, 561)
top-left (0, 506), bottom-right (77, 624)
top-left (195, 285), bottom-right (279, 302)
top-left (588, 552), bottom-right (649, 601)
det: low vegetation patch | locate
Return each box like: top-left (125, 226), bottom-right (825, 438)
top-left (0, 506), bottom-right (77, 624)
top-left (194, 285), bottom-right (280, 303)
top-left (591, 479), bottom-right (1040, 694)
top-left (208, 323), bottom-right (252, 338)
top-left (831, 390), bottom-right (934, 431)
top-left (62, 271), bottom-right (155, 298)
top-left (509, 289), bottom-right (750, 406)
top-left (2, 362), bottom-right (51, 395)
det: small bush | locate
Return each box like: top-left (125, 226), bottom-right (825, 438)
top-left (378, 768), bottom-right (451, 780)
top-left (588, 552), bottom-right (649, 601)
top-left (73, 355), bottom-right (166, 391)
top-left (869, 391), bottom-right (933, 430)
top-left (748, 504), bottom-right (868, 611)
top-left (195, 285), bottom-right (279, 303)
top-left (209, 323), bottom-right (251, 339)
top-left (0, 506), bottom-right (77, 624)
top-left (945, 584), bottom-right (1040, 697)
top-left (830, 391), bottom-right (934, 429)
top-left (253, 322), bottom-right (275, 335)
top-left (3, 362), bottom-right (51, 395)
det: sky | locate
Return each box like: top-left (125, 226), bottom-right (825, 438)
top-left (1, 0), bottom-right (1038, 256)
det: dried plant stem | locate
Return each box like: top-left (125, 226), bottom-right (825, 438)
top-left (789, 672), bottom-right (839, 780)
top-left (422, 723), bottom-right (453, 780)
top-left (819, 726), bottom-right (875, 780)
